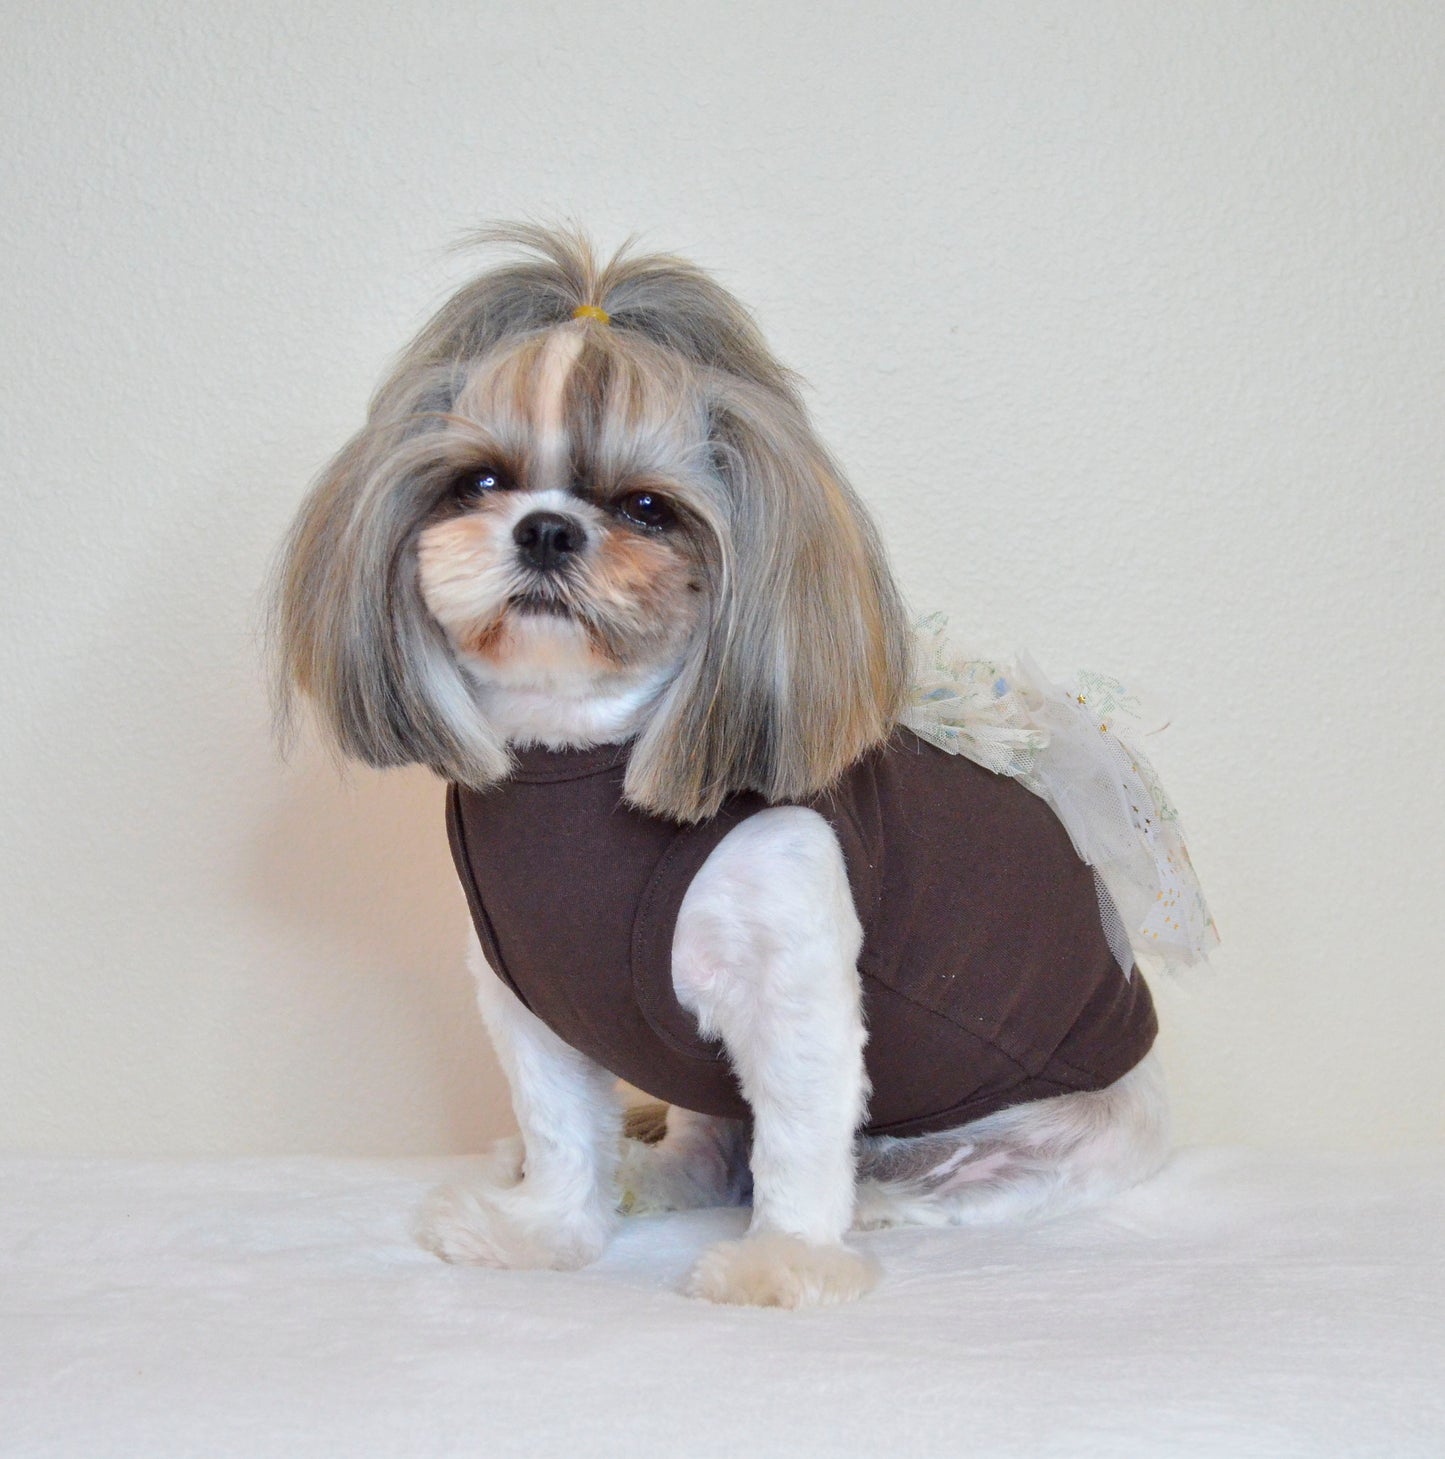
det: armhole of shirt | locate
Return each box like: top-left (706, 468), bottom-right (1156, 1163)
top-left (821, 799), bottom-right (882, 943)
top-left (629, 800), bottom-right (765, 1063)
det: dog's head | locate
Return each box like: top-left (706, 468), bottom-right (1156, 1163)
top-left (273, 226), bottom-right (910, 821)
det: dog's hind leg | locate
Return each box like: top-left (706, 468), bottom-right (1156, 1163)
top-left (618, 1107), bottom-right (752, 1214)
top-left (852, 1050), bottom-right (1170, 1230)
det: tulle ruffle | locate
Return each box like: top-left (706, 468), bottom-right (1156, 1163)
top-left (902, 615), bottom-right (1218, 974)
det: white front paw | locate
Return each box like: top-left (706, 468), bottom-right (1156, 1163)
top-left (686, 1233), bottom-right (880, 1308)
top-left (416, 1145), bottom-right (612, 1271)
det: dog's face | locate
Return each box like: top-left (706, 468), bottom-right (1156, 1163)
top-left (414, 328), bottom-right (712, 704)
top-left (273, 226), bottom-right (912, 821)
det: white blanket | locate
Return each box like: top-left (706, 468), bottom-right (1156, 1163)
top-left (4, 1148), bottom-right (1442, 1458)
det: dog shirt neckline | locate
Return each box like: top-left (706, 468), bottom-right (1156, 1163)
top-left (504, 741), bottom-right (631, 783)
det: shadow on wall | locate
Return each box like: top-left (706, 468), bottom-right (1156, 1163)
top-left (243, 741), bottom-right (514, 1154)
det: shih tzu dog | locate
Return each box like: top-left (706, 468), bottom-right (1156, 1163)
top-left (272, 226), bottom-right (1181, 1309)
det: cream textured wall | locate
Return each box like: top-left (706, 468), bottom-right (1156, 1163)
top-left (3, 2), bottom-right (1442, 1156)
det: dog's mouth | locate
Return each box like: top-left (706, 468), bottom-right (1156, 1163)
top-left (509, 591), bottom-right (575, 618)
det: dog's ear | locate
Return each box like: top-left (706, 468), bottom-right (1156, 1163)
top-left (623, 381), bottom-right (912, 822)
top-left (269, 374), bottom-right (509, 789)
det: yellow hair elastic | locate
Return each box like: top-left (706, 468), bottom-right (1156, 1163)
top-left (572, 304), bottom-right (611, 325)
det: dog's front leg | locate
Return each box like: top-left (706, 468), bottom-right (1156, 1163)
top-left (673, 807), bottom-right (879, 1307)
top-left (417, 931), bottom-right (622, 1270)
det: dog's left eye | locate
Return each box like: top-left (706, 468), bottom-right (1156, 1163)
top-left (616, 491), bottom-right (676, 530)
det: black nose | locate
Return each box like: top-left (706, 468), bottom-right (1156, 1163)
top-left (513, 511), bottom-right (585, 571)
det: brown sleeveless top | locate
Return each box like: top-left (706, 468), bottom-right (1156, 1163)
top-left (446, 729), bottom-right (1156, 1137)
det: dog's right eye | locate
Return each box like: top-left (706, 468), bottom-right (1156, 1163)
top-left (449, 466), bottom-right (513, 500)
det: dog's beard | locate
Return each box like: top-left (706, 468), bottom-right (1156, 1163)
top-left (509, 590), bottom-right (574, 617)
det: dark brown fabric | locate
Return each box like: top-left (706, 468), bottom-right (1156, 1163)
top-left (447, 729), bottom-right (1157, 1137)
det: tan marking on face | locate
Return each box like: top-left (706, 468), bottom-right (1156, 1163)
top-left (465, 614), bottom-right (508, 659)
top-left (416, 512), bottom-right (510, 645)
top-left (586, 524), bottom-right (705, 650)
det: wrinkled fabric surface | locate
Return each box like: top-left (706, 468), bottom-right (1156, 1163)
top-left (3, 1148), bottom-right (1441, 1458)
